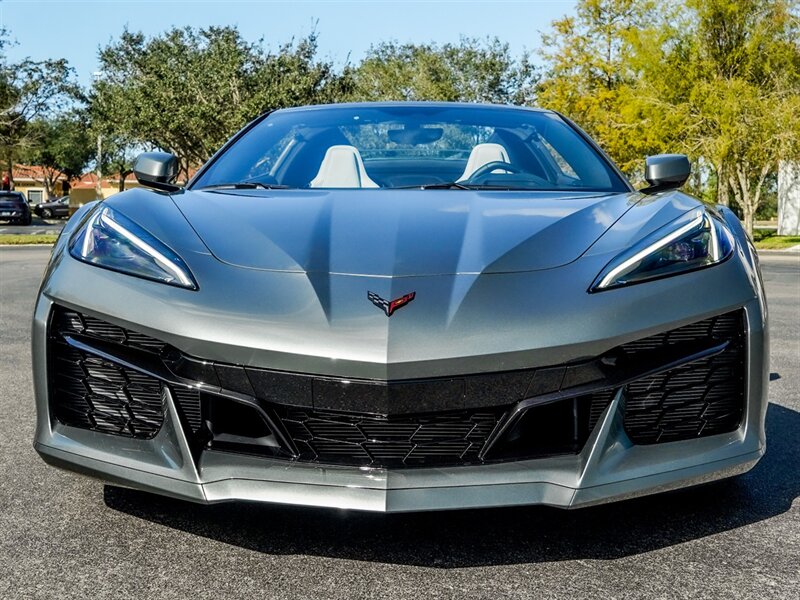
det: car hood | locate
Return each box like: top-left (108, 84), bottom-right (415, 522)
top-left (172, 189), bottom-right (641, 276)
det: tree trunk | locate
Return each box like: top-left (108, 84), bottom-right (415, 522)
top-left (731, 163), bottom-right (771, 238)
top-left (5, 153), bottom-right (14, 190)
top-left (43, 174), bottom-right (54, 199)
top-left (728, 172), bottom-right (750, 235)
top-left (716, 161), bottom-right (729, 207)
top-left (741, 204), bottom-right (754, 237)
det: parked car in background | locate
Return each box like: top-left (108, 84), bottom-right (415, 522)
top-left (0, 191), bottom-right (32, 225)
top-left (33, 196), bottom-right (70, 219)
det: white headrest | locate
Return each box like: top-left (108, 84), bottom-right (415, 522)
top-left (458, 143), bottom-right (511, 181)
top-left (309, 145), bottom-right (379, 188)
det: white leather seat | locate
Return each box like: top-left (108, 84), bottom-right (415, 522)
top-left (309, 145), bottom-right (379, 188)
top-left (458, 143), bottom-right (511, 181)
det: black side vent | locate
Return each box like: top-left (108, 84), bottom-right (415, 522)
top-left (50, 342), bottom-right (164, 439)
top-left (588, 388), bottom-right (617, 431)
top-left (49, 306), bottom-right (169, 439)
top-left (481, 389), bottom-right (616, 462)
top-left (169, 385), bottom-right (203, 434)
top-left (622, 311), bottom-right (746, 444)
top-left (52, 307), bottom-right (168, 355)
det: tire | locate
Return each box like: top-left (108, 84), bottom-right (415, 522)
top-left (20, 213), bottom-right (32, 226)
top-left (42, 208), bottom-right (53, 219)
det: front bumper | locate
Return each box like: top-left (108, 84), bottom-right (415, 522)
top-left (33, 302), bottom-right (768, 512)
top-left (36, 383), bottom-right (763, 512)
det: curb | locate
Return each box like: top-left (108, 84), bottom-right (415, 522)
top-left (756, 249), bottom-right (800, 256)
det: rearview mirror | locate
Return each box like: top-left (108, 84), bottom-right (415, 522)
top-left (133, 152), bottom-right (181, 192)
top-left (641, 154), bottom-right (690, 194)
top-left (387, 127), bottom-right (444, 146)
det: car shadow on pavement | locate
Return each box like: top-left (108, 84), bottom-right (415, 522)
top-left (104, 402), bottom-right (799, 568)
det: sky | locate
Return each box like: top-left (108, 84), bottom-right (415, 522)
top-left (0, 0), bottom-right (576, 85)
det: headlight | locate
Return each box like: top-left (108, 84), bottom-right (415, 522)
top-left (590, 209), bottom-right (734, 292)
top-left (69, 205), bottom-right (197, 289)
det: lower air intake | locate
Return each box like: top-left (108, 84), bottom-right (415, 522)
top-left (50, 343), bottom-right (165, 439)
top-left (622, 311), bottom-right (746, 444)
top-left (276, 407), bottom-right (503, 467)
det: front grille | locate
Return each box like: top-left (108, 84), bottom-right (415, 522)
top-left (46, 304), bottom-right (748, 467)
top-left (621, 311), bottom-right (746, 444)
top-left (50, 341), bottom-right (164, 439)
top-left (277, 407), bottom-right (502, 467)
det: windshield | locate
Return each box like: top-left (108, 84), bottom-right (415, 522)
top-left (192, 104), bottom-right (630, 192)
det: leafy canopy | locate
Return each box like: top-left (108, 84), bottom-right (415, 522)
top-left (92, 27), bottom-right (349, 171)
top-left (352, 37), bottom-right (537, 105)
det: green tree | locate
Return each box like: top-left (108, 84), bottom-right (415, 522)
top-left (636, 0), bottom-right (800, 232)
top-left (0, 31), bottom-right (80, 179)
top-left (98, 134), bottom-right (138, 192)
top-left (92, 27), bottom-right (349, 176)
top-left (539, 0), bottom-right (800, 235)
top-left (353, 37), bottom-right (537, 104)
top-left (537, 0), bottom-right (661, 176)
top-left (690, 0), bottom-right (798, 233)
top-left (22, 113), bottom-right (94, 197)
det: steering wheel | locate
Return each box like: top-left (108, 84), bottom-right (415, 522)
top-left (462, 161), bottom-right (525, 183)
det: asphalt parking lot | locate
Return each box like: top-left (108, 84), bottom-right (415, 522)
top-left (0, 246), bottom-right (797, 599)
top-left (0, 216), bottom-right (65, 235)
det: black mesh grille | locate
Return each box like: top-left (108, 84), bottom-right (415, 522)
top-left (170, 386), bottom-right (203, 434)
top-left (50, 342), bottom-right (164, 439)
top-left (51, 307), bottom-right (168, 354)
top-left (617, 312), bottom-right (740, 355)
top-left (588, 389), bottom-right (617, 431)
top-left (277, 407), bottom-right (503, 467)
top-left (622, 311), bottom-right (746, 444)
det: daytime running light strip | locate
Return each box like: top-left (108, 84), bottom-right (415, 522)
top-left (597, 212), bottom-right (706, 289)
top-left (82, 211), bottom-right (101, 257)
top-left (709, 214), bottom-right (720, 261)
top-left (99, 209), bottom-right (194, 287)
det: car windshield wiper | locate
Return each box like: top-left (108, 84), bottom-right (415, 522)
top-left (197, 182), bottom-right (289, 191)
top-left (419, 181), bottom-right (473, 190)
top-left (393, 182), bottom-right (536, 190)
top-left (393, 182), bottom-right (491, 190)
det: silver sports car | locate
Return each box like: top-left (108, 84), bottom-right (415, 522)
top-left (33, 102), bottom-right (768, 512)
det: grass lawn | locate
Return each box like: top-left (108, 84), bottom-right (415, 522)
top-left (2, 230), bottom-right (797, 251)
top-left (0, 234), bottom-right (59, 245)
top-left (753, 230), bottom-right (800, 250)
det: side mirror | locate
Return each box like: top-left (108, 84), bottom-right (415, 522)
top-left (133, 152), bottom-right (181, 192)
top-left (641, 154), bottom-right (690, 194)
